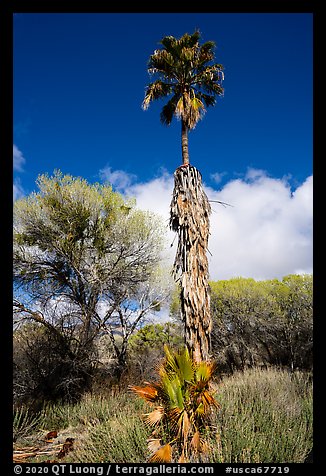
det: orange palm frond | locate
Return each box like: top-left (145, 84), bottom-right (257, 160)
top-left (190, 430), bottom-right (210, 455)
top-left (178, 451), bottom-right (187, 463)
top-left (149, 443), bottom-right (172, 463)
top-left (190, 430), bottom-right (201, 453)
top-left (202, 390), bottom-right (219, 409)
top-left (129, 384), bottom-right (158, 403)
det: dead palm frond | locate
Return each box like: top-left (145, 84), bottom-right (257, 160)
top-left (142, 32), bottom-right (224, 362)
top-left (170, 165), bottom-right (212, 363)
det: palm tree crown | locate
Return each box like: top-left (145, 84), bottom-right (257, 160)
top-left (142, 30), bottom-right (224, 165)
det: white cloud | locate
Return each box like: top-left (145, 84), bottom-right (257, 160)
top-left (13, 178), bottom-right (25, 201)
top-left (13, 144), bottom-right (26, 200)
top-left (110, 168), bottom-right (313, 281)
top-left (205, 173), bottom-right (313, 280)
top-left (13, 144), bottom-right (26, 172)
top-left (99, 165), bottom-right (137, 191)
top-left (244, 167), bottom-right (267, 181)
top-left (128, 172), bottom-right (174, 224)
top-left (210, 171), bottom-right (228, 184)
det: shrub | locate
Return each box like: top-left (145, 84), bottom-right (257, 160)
top-left (130, 345), bottom-right (219, 463)
top-left (210, 367), bottom-right (313, 463)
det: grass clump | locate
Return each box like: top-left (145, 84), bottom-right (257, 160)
top-left (13, 406), bottom-right (43, 443)
top-left (41, 393), bottom-right (133, 430)
top-left (210, 367), bottom-right (313, 463)
top-left (62, 393), bottom-right (148, 463)
top-left (69, 412), bottom-right (148, 463)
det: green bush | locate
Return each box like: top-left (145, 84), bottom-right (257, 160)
top-left (210, 275), bottom-right (313, 372)
top-left (210, 367), bottom-right (313, 463)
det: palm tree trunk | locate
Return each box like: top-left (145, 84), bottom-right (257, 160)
top-left (170, 165), bottom-right (212, 362)
top-left (181, 121), bottom-right (190, 166)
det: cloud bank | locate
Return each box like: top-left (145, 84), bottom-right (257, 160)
top-left (13, 145), bottom-right (26, 172)
top-left (101, 166), bottom-right (313, 281)
top-left (13, 145), bottom-right (26, 200)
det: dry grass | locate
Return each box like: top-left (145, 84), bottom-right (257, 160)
top-left (13, 367), bottom-right (313, 463)
top-left (210, 367), bottom-right (313, 463)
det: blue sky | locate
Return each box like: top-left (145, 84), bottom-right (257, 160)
top-left (14, 13), bottom-right (312, 191)
top-left (13, 12), bottom-right (313, 280)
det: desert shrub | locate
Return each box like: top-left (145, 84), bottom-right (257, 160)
top-left (13, 323), bottom-right (96, 408)
top-left (210, 367), bottom-right (313, 463)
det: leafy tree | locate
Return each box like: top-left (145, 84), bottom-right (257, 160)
top-left (268, 274), bottom-right (313, 370)
top-left (210, 278), bottom-right (277, 371)
top-left (209, 275), bottom-right (313, 372)
top-left (13, 171), bottom-right (168, 394)
top-left (143, 30), bottom-right (224, 362)
top-left (129, 322), bottom-right (183, 353)
top-left (126, 322), bottom-right (184, 382)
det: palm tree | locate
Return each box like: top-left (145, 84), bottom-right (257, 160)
top-left (142, 30), bottom-right (224, 166)
top-left (130, 345), bottom-right (219, 463)
top-left (143, 31), bottom-right (224, 362)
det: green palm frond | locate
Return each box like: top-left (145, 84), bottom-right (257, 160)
top-left (142, 30), bottom-right (224, 132)
top-left (160, 35), bottom-right (178, 53)
top-left (163, 344), bottom-right (195, 384)
top-left (175, 30), bottom-right (200, 50)
top-left (196, 360), bottom-right (217, 383)
top-left (160, 97), bottom-right (178, 125)
top-left (180, 47), bottom-right (196, 63)
top-left (199, 41), bottom-right (215, 63)
top-left (160, 372), bottom-right (184, 409)
top-left (148, 50), bottom-right (176, 77)
top-left (196, 93), bottom-right (216, 108)
top-left (142, 80), bottom-right (173, 110)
